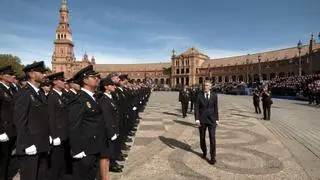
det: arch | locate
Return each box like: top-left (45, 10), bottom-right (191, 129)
top-left (205, 77), bottom-right (210, 80)
top-left (270, 73), bottom-right (276, 79)
top-left (254, 74), bottom-right (259, 82)
top-left (155, 79), bottom-right (159, 84)
top-left (232, 75), bottom-right (236, 82)
top-left (58, 34), bottom-right (60, 39)
top-left (248, 74), bottom-right (252, 82)
top-left (279, 72), bottom-right (285, 78)
top-left (199, 77), bottom-right (203, 84)
top-left (211, 76), bottom-right (216, 83)
top-left (225, 76), bottom-right (229, 82)
top-left (160, 78), bottom-right (165, 84)
top-left (137, 79), bottom-right (141, 83)
top-left (166, 78), bottom-right (170, 84)
top-left (218, 76), bottom-right (222, 82)
top-left (262, 74), bottom-right (267, 80)
top-left (239, 75), bottom-right (244, 82)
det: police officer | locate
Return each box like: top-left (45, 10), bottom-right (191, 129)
top-left (68, 65), bottom-right (105, 180)
top-left (0, 66), bottom-right (16, 180)
top-left (98, 77), bottom-right (120, 180)
top-left (13, 61), bottom-right (50, 180)
top-left (47, 72), bottom-right (68, 180)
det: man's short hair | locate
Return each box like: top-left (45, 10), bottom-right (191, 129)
top-left (203, 80), bottom-right (212, 85)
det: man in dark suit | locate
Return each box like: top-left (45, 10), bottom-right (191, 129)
top-left (261, 86), bottom-right (272, 120)
top-left (195, 81), bottom-right (219, 165)
top-left (68, 65), bottom-right (105, 180)
top-left (0, 65), bottom-right (17, 180)
top-left (179, 85), bottom-right (190, 118)
top-left (13, 61), bottom-right (51, 180)
top-left (252, 89), bottom-right (261, 114)
top-left (47, 72), bottom-right (68, 180)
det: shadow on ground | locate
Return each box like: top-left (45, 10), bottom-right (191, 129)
top-left (173, 120), bottom-right (197, 128)
top-left (163, 112), bottom-right (181, 117)
top-left (159, 136), bottom-right (202, 158)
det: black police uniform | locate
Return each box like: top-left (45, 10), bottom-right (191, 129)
top-left (47, 72), bottom-right (68, 180)
top-left (68, 65), bottom-right (105, 180)
top-left (0, 66), bottom-right (17, 180)
top-left (13, 61), bottom-right (50, 180)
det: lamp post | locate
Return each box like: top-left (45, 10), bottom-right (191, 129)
top-left (258, 54), bottom-right (262, 82)
top-left (297, 40), bottom-right (302, 76)
top-left (246, 54), bottom-right (249, 83)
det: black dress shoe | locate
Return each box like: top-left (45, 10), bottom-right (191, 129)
top-left (128, 132), bottom-right (135, 136)
top-left (117, 156), bottom-right (126, 161)
top-left (109, 165), bottom-right (123, 173)
top-left (209, 159), bottom-right (216, 165)
top-left (120, 153), bottom-right (128, 158)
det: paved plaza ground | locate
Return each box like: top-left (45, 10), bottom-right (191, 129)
top-left (6, 92), bottom-right (320, 180)
top-left (112, 92), bottom-right (320, 180)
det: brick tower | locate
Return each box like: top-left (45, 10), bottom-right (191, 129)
top-left (51, 0), bottom-right (75, 78)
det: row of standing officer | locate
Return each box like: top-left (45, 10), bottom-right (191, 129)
top-left (0, 62), bottom-right (150, 180)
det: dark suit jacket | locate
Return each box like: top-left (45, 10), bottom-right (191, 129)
top-left (98, 94), bottom-right (120, 139)
top-left (0, 83), bottom-right (16, 137)
top-left (68, 90), bottom-right (105, 156)
top-left (48, 89), bottom-right (68, 141)
top-left (179, 90), bottom-right (190, 103)
top-left (195, 91), bottom-right (219, 125)
top-left (13, 83), bottom-right (50, 155)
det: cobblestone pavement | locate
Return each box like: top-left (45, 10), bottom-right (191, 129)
top-left (8, 92), bottom-right (320, 180)
top-left (111, 92), bottom-right (318, 180)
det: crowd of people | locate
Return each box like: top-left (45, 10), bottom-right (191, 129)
top-left (0, 62), bottom-right (151, 180)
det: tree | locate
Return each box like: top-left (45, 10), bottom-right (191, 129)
top-left (163, 67), bottom-right (172, 75)
top-left (0, 54), bottom-right (24, 77)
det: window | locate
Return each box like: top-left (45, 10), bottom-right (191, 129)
top-left (186, 68), bottom-right (189, 74)
top-left (181, 69), bottom-right (185, 74)
top-left (176, 69), bottom-right (180, 74)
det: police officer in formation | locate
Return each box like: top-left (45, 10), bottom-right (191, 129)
top-left (0, 66), bottom-right (17, 180)
top-left (0, 62), bottom-right (151, 180)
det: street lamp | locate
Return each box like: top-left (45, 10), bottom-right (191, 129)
top-left (297, 40), bottom-right (302, 76)
top-left (258, 54), bottom-right (262, 82)
top-left (246, 54), bottom-right (249, 83)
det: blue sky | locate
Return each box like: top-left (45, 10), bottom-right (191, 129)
top-left (0, 0), bottom-right (319, 67)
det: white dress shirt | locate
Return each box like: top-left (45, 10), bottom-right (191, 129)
top-left (81, 88), bottom-right (95, 101)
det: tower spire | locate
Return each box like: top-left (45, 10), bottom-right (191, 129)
top-left (60, 0), bottom-right (68, 12)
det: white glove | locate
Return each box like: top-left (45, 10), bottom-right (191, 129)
top-left (139, 101), bottom-right (142, 104)
top-left (111, 134), bottom-right (117, 141)
top-left (132, 106), bottom-right (137, 111)
top-left (53, 137), bottom-right (61, 146)
top-left (49, 136), bottom-right (53, 144)
top-left (11, 148), bottom-right (16, 156)
top-left (25, 145), bottom-right (37, 155)
top-left (73, 151), bottom-right (87, 159)
top-left (0, 133), bottom-right (9, 142)
top-left (216, 121), bottom-right (220, 126)
top-left (195, 120), bottom-right (201, 127)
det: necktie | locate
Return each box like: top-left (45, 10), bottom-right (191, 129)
top-left (206, 93), bottom-right (209, 100)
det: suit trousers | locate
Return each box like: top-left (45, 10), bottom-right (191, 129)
top-left (254, 103), bottom-right (261, 114)
top-left (0, 138), bottom-right (16, 180)
top-left (48, 145), bottom-right (65, 180)
top-left (72, 154), bottom-right (98, 180)
top-left (19, 152), bottom-right (48, 180)
top-left (181, 102), bottom-right (188, 116)
top-left (199, 123), bottom-right (216, 160)
top-left (263, 105), bottom-right (271, 120)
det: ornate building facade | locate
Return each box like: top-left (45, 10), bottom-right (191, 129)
top-left (52, 0), bottom-right (320, 87)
